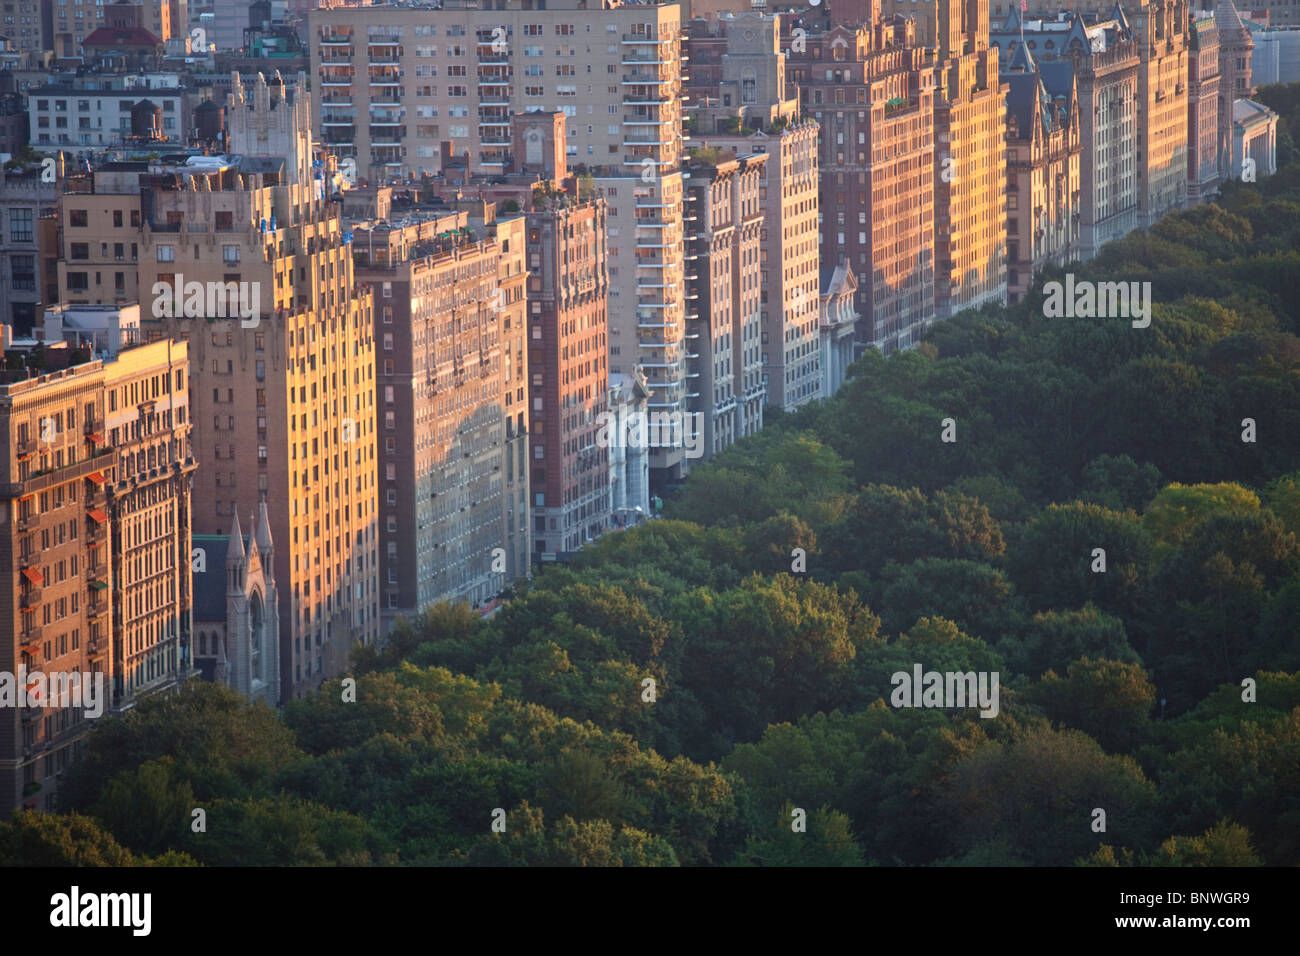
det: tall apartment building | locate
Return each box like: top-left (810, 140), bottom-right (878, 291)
top-left (787, 17), bottom-right (937, 353)
top-left (686, 12), bottom-right (821, 410)
top-left (876, 0), bottom-right (1007, 318)
top-left (524, 196), bottom-right (612, 556)
top-left (1, 333), bottom-right (192, 815)
top-left (1188, 13), bottom-right (1224, 203)
top-left (684, 150), bottom-right (765, 458)
top-left (992, 11), bottom-right (1140, 259)
top-left (1008, 2), bottom-right (1186, 234)
top-left (309, 0), bottom-right (690, 487)
top-left (1002, 46), bottom-right (1082, 303)
top-left (351, 208), bottom-right (528, 631)
top-left (101, 333), bottom-right (196, 711)
top-left (137, 72), bottom-right (379, 702)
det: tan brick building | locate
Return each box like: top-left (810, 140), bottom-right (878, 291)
top-left (1, 333), bottom-right (193, 815)
top-left (140, 72), bottom-right (380, 701)
top-left (309, 0), bottom-right (691, 489)
top-left (1189, 13), bottom-right (1224, 203)
top-left (879, 0), bottom-right (1008, 318)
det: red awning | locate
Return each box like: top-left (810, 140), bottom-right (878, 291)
top-left (86, 508), bottom-right (108, 523)
top-left (21, 568), bottom-right (42, 585)
top-left (86, 471), bottom-right (107, 485)
top-left (87, 433), bottom-right (106, 444)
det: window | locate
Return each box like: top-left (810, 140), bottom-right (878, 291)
top-left (68, 209), bottom-right (87, 227)
top-left (157, 245), bottom-right (175, 262)
top-left (9, 207), bottom-right (32, 243)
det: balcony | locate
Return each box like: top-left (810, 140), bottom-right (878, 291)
top-left (16, 511), bottom-right (41, 532)
top-left (19, 625), bottom-right (41, 646)
top-left (20, 587), bottom-right (41, 609)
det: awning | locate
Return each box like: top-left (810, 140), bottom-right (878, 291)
top-left (86, 471), bottom-right (107, 485)
top-left (86, 508), bottom-right (108, 523)
top-left (87, 433), bottom-right (106, 444)
top-left (89, 580), bottom-right (109, 591)
top-left (21, 568), bottom-right (42, 585)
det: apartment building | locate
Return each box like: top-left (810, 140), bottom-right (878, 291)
top-left (1006, 2), bottom-right (1185, 236)
top-left (524, 196), bottom-right (612, 556)
top-left (992, 11), bottom-right (1140, 259)
top-left (28, 75), bottom-right (188, 154)
top-left (309, 0), bottom-right (690, 487)
top-left (55, 162), bottom-right (147, 309)
top-left (0, 333), bottom-right (192, 815)
top-left (100, 332), bottom-right (196, 711)
top-left (0, 167), bottom-right (57, 333)
top-left (684, 149), bottom-right (765, 459)
top-left (787, 18), bottom-right (937, 353)
top-left (1189, 13), bottom-right (1224, 203)
top-left (875, 0), bottom-right (1008, 318)
top-left (138, 71), bottom-right (379, 702)
top-left (1218, 1), bottom-right (1256, 146)
top-left (686, 13), bottom-right (821, 410)
top-left (1002, 46), bottom-right (1083, 303)
top-left (351, 207), bottom-right (528, 631)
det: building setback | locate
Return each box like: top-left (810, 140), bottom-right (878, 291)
top-left (142, 72), bottom-right (380, 702)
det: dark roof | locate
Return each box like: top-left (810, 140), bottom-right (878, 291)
top-left (234, 156), bottom-right (286, 175)
top-left (192, 533), bottom-right (236, 622)
top-left (82, 26), bottom-right (164, 49)
top-left (1005, 73), bottom-right (1042, 139)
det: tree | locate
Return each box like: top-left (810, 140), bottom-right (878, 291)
top-left (997, 605), bottom-right (1138, 678)
top-left (1009, 501), bottom-right (1151, 618)
top-left (1025, 658), bottom-right (1155, 752)
top-left (936, 724), bottom-right (1158, 866)
top-left (91, 757), bottom-right (195, 856)
top-left (1143, 482), bottom-right (1262, 553)
top-left (730, 803), bottom-right (866, 866)
top-left (1149, 820), bottom-right (1262, 866)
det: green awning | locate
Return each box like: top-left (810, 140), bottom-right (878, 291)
top-left (89, 580), bottom-right (109, 591)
